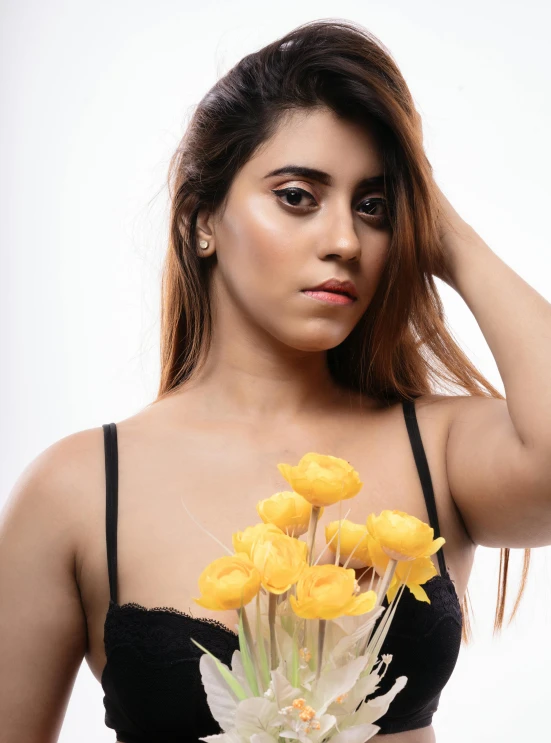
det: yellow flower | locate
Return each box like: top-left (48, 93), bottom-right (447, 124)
top-left (325, 519), bottom-right (372, 567)
top-left (277, 453), bottom-right (363, 508)
top-left (257, 490), bottom-right (323, 537)
top-left (193, 552), bottom-right (261, 611)
top-left (386, 556), bottom-right (437, 604)
top-left (366, 510), bottom-right (445, 562)
top-left (289, 563), bottom-right (377, 620)
top-left (366, 530), bottom-right (438, 605)
top-left (365, 531), bottom-right (391, 575)
top-left (232, 522), bottom-right (283, 559)
top-left (250, 531), bottom-right (308, 594)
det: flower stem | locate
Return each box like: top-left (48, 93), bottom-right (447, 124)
top-left (375, 559), bottom-right (398, 609)
top-left (306, 505), bottom-right (322, 566)
top-left (357, 558), bottom-right (398, 658)
top-left (268, 592), bottom-right (279, 670)
top-left (335, 501), bottom-right (342, 565)
top-left (316, 619), bottom-right (326, 682)
top-left (239, 605), bottom-right (261, 690)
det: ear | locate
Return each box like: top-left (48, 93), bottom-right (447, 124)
top-left (195, 207), bottom-right (216, 257)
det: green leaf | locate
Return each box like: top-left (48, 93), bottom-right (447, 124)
top-left (290, 622), bottom-right (300, 688)
top-left (281, 614), bottom-right (292, 635)
top-left (190, 638), bottom-right (248, 701)
top-left (256, 591), bottom-right (271, 690)
top-left (238, 605), bottom-right (260, 696)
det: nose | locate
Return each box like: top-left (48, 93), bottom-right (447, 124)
top-left (323, 237), bottom-right (361, 262)
top-left (318, 208), bottom-right (361, 262)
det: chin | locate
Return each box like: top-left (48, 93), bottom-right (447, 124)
top-left (281, 328), bottom-right (354, 353)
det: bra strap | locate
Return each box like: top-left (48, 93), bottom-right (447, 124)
top-left (102, 422), bottom-right (119, 604)
top-left (402, 399), bottom-right (447, 577)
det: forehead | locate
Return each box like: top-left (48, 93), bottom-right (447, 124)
top-left (245, 107), bottom-right (384, 183)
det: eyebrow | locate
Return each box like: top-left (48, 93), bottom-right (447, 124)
top-left (263, 165), bottom-right (385, 190)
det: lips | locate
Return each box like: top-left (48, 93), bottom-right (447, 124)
top-left (303, 278), bottom-right (358, 300)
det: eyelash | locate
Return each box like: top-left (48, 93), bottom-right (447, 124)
top-left (271, 187), bottom-right (389, 224)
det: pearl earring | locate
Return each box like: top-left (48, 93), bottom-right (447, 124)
top-left (199, 239), bottom-right (209, 250)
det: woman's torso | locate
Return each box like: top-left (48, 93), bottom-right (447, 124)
top-left (74, 391), bottom-right (476, 741)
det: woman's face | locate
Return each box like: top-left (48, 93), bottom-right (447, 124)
top-left (199, 107), bottom-right (392, 352)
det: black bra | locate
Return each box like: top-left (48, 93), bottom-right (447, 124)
top-left (101, 399), bottom-right (462, 741)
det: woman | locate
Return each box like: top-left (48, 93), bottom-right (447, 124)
top-left (1, 18), bottom-right (548, 743)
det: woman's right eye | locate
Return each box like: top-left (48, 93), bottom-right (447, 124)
top-left (271, 187), bottom-right (316, 209)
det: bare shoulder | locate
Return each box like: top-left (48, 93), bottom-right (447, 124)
top-left (0, 425), bottom-right (107, 740)
top-left (7, 426), bottom-right (110, 579)
top-left (4, 426), bottom-right (106, 532)
top-left (407, 391), bottom-right (497, 434)
top-left (399, 392), bottom-right (458, 435)
top-left (410, 391), bottom-right (464, 414)
top-left (412, 390), bottom-right (508, 418)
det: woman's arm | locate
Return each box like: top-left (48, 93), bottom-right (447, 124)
top-left (433, 185), bottom-right (551, 548)
top-left (0, 435), bottom-right (89, 742)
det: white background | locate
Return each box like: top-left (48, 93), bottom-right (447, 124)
top-left (1, 1), bottom-right (550, 740)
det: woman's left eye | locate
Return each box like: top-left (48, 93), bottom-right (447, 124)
top-left (272, 187), bottom-right (387, 221)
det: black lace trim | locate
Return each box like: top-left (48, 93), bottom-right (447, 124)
top-left (110, 600), bottom-right (238, 636)
top-left (104, 599), bottom-right (240, 664)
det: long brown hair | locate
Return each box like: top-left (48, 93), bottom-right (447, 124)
top-left (153, 18), bottom-right (530, 644)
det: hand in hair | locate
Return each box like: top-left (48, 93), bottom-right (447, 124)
top-left (431, 180), bottom-right (477, 291)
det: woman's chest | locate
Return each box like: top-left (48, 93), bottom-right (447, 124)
top-left (80, 401), bottom-right (473, 683)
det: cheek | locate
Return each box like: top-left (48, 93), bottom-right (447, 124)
top-left (217, 196), bottom-right (300, 298)
top-left (361, 234), bottom-right (391, 292)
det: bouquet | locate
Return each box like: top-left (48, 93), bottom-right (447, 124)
top-left (187, 452), bottom-right (445, 742)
